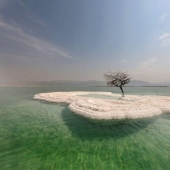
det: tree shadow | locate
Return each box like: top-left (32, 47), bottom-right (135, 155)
top-left (61, 107), bottom-right (158, 141)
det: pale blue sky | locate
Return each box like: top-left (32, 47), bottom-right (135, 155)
top-left (0, 0), bottom-right (170, 84)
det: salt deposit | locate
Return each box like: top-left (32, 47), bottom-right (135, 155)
top-left (34, 92), bottom-right (170, 120)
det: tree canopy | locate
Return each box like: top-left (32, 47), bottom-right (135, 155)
top-left (104, 71), bottom-right (131, 96)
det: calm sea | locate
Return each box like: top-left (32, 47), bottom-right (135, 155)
top-left (0, 86), bottom-right (170, 170)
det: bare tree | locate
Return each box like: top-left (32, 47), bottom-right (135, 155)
top-left (104, 71), bottom-right (131, 96)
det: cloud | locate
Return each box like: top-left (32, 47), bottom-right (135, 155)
top-left (162, 39), bottom-right (170, 47)
top-left (0, 18), bottom-right (72, 60)
top-left (121, 59), bottom-right (127, 63)
top-left (0, 20), bottom-right (16, 30)
top-left (158, 33), bottom-right (170, 40)
top-left (158, 33), bottom-right (170, 47)
top-left (160, 14), bottom-right (168, 20)
top-left (17, 0), bottom-right (25, 7)
top-left (139, 58), bottom-right (157, 70)
top-left (30, 17), bottom-right (45, 26)
top-left (150, 58), bottom-right (157, 62)
top-left (15, 1), bottom-right (46, 26)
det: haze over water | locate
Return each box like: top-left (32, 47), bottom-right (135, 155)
top-left (0, 86), bottom-right (170, 170)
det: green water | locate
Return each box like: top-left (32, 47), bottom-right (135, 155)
top-left (0, 86), bottom-right (170, 170)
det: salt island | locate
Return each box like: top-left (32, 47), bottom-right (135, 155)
top-left (34, 92), bottom-right (170, 120)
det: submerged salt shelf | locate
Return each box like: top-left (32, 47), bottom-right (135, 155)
top-left (34, 92), bottom-right (170, 120)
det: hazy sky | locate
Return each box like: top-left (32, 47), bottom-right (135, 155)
top-left (0, 0), bottom-right (170, 84)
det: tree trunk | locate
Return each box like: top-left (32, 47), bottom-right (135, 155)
top-left (120, 86), bottom-right (124, 96)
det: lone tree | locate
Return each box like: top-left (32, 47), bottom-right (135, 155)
top-left (104, 71), bottom-right (131, 96)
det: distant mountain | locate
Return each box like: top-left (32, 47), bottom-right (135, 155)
top-left (153, 82), bottom-right (170, 86)
top-left (126, 80), bottom-right (151, 86)
top-left (32, 80), bottom-right (105, 87)
top-left (2, 80), bottom-right (169, 87)
top-left (31, 80), bottom-right (159, 87)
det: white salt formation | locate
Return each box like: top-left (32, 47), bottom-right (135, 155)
top-left (34, 92), bottom-right (170, 120)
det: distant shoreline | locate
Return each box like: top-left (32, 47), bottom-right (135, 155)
top-left (0, 85), bottom-right (169, 87)
top-left (94, 86), bottom-right (169, 87)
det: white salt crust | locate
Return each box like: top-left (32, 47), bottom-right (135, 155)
top-left (33, 92), bottom-right (170, 120)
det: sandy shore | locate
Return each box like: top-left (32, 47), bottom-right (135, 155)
top-left (34, 92), bottom-right (170, 120)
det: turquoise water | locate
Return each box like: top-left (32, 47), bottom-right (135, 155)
top-left (0, 86), bottom-right (170, 170)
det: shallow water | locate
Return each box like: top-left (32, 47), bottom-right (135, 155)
top-left (0, 86), bottom-right (170, 169)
